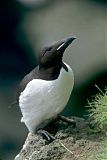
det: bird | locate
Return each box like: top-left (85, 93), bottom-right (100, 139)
top-left (17, 37), bottom-right (76, 141)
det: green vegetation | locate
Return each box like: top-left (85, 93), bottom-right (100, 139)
top-left (96, 138), bottom-right (107, 160)
top-left (87, 86), bottom-right (107, 132)
top-left (86, 138), bottom-right (107, 160)
top-left (86, 85), bottom-right (107, 160)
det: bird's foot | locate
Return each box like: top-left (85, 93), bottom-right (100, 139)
top-left (37, 129), bottom-right (55, 143)
top-left (58, 115), bottom-right (76, 128)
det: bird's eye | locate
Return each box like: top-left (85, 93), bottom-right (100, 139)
top-left (47, 47), bottom-right (52, 51)
top-left (41, 46), bottom-right (52, 57)
top-left (42, 51), bottom-right (46, 57)
top-left (42, 47), bottom-right (52, 57)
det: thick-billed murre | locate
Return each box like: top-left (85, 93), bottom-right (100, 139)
top-left (17, 37), bottom-right (76, 141)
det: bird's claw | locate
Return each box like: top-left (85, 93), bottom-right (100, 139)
top-left (58, 115), bottom-right (76, 128)
top-left (37, 129), bottom-right (55, 143)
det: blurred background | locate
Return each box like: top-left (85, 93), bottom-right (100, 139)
top-left (0, 0), bottom-right (106, 159)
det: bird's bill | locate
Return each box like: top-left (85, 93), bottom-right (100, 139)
top-left (57, 37), bottom-right (76, 51)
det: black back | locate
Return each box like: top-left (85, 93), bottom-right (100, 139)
top-left (16, 37), bottom-right (76, 101)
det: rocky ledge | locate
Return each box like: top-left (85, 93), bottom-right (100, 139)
top-left (14, 117), bottom-right (104, 160)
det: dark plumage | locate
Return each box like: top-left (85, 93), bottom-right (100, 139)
top-left (16, 37), bottom-right (75, 100)
top-left (17, 37), bottom-right (76, 141)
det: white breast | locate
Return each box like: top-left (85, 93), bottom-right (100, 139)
top-left (19, 63), bottom-right (74, 133)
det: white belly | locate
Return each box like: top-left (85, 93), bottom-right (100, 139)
top-left (19, 63), bottom-right (74, 132)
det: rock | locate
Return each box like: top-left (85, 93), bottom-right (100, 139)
top-left (14, 117), bottom-right (103, 160)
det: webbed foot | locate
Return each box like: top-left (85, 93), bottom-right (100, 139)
top-left (37, 129), bottom-right (55, 143)
top-left (58, 115), bottom-right (76, 128)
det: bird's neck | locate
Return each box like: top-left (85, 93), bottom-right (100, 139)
top-left (38, 65), bottom-right (62, 81)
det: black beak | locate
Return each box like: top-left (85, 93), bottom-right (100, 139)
top-left (57, 37), bottom-right (76, 51)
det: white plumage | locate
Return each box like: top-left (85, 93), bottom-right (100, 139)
top-left (19, 63), bottom-right (74, 133)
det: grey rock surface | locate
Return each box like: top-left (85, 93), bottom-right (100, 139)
top-left (14, 117), bottom-right (103, 160)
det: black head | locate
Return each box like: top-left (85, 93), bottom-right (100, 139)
top-left (38, 37), bottom-right (76, 80)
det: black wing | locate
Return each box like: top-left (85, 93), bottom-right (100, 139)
top-left (16, 66), bottom-right (39, 101)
